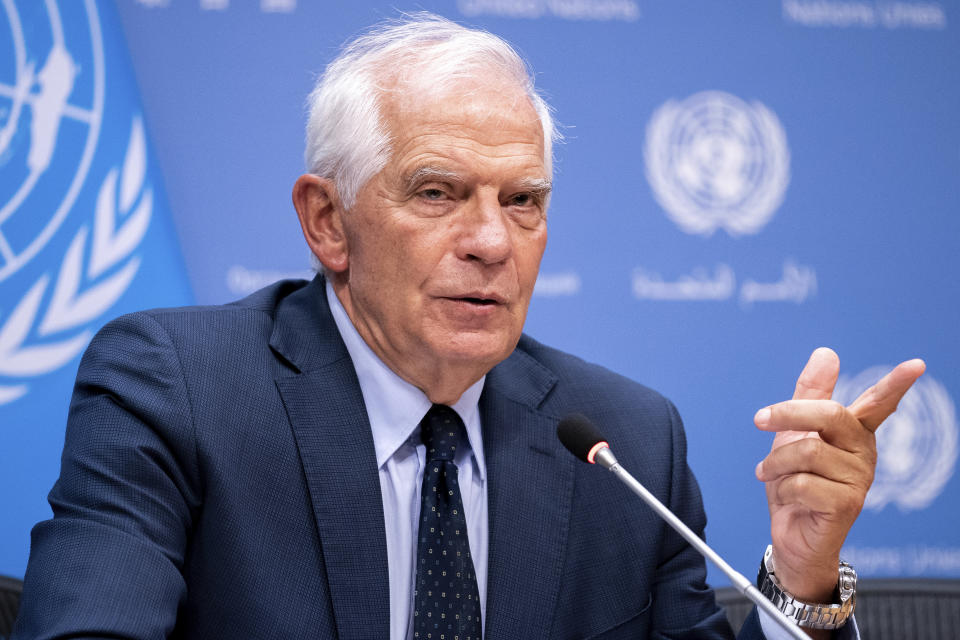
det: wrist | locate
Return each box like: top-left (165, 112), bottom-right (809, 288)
top-left (770, 552), bottom-right (840, 602)
top-left (757, 545), bottom-right (857, 631)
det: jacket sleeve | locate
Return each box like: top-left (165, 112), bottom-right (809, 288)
top-left (13, 312), bottom-right (201, 639)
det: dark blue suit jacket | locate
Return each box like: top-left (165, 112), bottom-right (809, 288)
top-left (15, 276), bottom-right (764, 639)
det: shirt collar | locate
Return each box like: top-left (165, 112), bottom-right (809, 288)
top-left (325, 281), bottom-right (486, 480)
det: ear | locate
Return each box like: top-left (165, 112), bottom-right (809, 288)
top-left (292, 174), bottom-right (349, 273)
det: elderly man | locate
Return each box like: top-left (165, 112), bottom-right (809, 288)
top-left (14, 14), bottom-right (923, 640)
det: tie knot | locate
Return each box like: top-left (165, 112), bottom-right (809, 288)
top-left (420, 404), bottom-right (463, 462)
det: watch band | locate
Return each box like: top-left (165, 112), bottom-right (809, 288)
top-left (756, 545), bottom-right (857, 630)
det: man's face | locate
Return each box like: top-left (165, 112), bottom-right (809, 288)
top-left (334, 80), bottom-right (549, 401)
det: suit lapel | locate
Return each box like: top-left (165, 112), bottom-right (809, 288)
top-left (481, 348), bottom-right (575, 640)
top-left (272, 278), bottom-right (390, 640)
top-left (269, 278), bottom-right (577, 640)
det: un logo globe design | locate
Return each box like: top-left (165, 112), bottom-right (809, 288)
top-left (834, 368), bottom-right (958, 512)
top-left (644, 91), bottom-right (790, 236)
top-left (0, 0), bottom-right (152, 405)
top-left (0, 0), bottom-right (104, 281)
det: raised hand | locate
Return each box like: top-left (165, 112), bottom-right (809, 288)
top-left (754, 348), bottom-right (925, 604)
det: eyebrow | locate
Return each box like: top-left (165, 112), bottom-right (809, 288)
top-left (403, 166), bottom-right (462, 188)
top-left (518, 177), bottom-right (553, 199)
top-left (403, 166), bottom-right (552, 197)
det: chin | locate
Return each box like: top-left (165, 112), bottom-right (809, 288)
top-left (434, 333), bottom-right (517, 368)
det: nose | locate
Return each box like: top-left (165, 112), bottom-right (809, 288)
top-left (457, 189), bottom-right (512, 265)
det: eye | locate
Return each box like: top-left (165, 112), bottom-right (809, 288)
top-left (505, 191), bottom-right (545, 215)
top-left (418, 188), bottom-right (447, 201)
top-left (505, 193), bottom-right (545, 229)
top-left (509, 193), bottom-right (534, 207)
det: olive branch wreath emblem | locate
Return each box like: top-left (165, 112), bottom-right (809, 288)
top-left (644, 91), bottom-right (790, 237)
top-left (0, 117), bottom-right (152, 405)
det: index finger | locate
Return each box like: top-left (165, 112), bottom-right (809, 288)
top-left (848, 358), bottom-right (926, 432)
top-left (755, 398), bottom-right (870, 454)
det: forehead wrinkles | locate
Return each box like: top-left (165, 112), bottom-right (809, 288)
top-left (392, 141), bottom-right (547, 195)
top-left (385, 105), bottom-right (545, 183)
top-left (369, 76), bottom-right (547, 199)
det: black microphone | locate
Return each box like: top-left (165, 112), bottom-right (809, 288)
top-left (557, 414), bottom-right (810, 640)
top-left (556, 413), bottom-right (610, 465)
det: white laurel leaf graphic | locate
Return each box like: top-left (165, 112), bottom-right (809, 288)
top-left (0, 385), bottom-right (28, 404)
top-left (0, 276), bottom-right (89, 376)
top-left (0, 116), bottom-right (153, 405)
top-left (119, 117), bottom-right (146, 213)
top-left (0, 278), bottom-right (48, 356)
top-left (39, 226), bottom-right (142, 335)
top-left (90, 119), bottom-right (152, 279)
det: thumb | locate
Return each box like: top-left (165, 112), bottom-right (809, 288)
top-left (792, 347), bottom-right (840, 401)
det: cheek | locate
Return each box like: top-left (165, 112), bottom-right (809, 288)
top-left (362, 233), bottom-right (446, 314)
top-left (348, 219), bottom-right (414, 279)
top-left (517, 231), bottom-right (547, 287)
top-left (397, 225), bottom-right (455, 275)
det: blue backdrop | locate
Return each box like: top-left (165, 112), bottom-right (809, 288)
top-left (2, 0), bottom-right (957, 588)
top-left (0, 0), bottom-right (192, 578)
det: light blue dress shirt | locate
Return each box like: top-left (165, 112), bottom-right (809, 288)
top-left (327, 283), bottom-right (488, 640)
top-left (327, 282), bottom-right (858, 640)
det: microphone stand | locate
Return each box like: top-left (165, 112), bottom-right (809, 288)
top-left (593, 447), bottom-right (812, 640)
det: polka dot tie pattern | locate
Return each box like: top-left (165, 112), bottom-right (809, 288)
top-left (413, 404), bottom-right (482, 640)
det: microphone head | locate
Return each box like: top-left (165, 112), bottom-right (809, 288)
top-left (557, 413), bottom-right (609, 464)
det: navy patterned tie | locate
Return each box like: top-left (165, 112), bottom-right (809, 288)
top-left (413, 404), bottom-right (482, 640)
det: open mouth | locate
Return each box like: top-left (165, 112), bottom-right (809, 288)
top-left (460, 297), bottom-right (499, 306)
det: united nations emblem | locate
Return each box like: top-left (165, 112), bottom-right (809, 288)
top-left (643, 91), bottom-right (790, 236)
top-left (834, 368), bottom-right (958, 512)
top-left (0, 1), bottom-right (152, 405)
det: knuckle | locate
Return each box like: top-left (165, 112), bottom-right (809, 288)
top-left (773, 400), bottom-right (792, 419)
top-left (842, 452), bottom-right (874, 488)
top-left (846, 458), bottom-right (866, 481)
top-left (762, 453), bottom-right (779, 477)
top-left (858, 454), bottom-right (877, 487)
top-left (826, 400), bottom-right (847, 424)
top-left (799, 437), bottom-right (822, 464)
top-left (774, 477), bottom-right (790, 504)
top-left (789, 473), bottom-right (809, 495)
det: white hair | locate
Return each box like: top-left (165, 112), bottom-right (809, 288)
top-left (304, 12), bottom-right (559, 211)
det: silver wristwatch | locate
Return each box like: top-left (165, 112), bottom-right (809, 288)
top-left (756, 545), bottom-right (857, 630)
